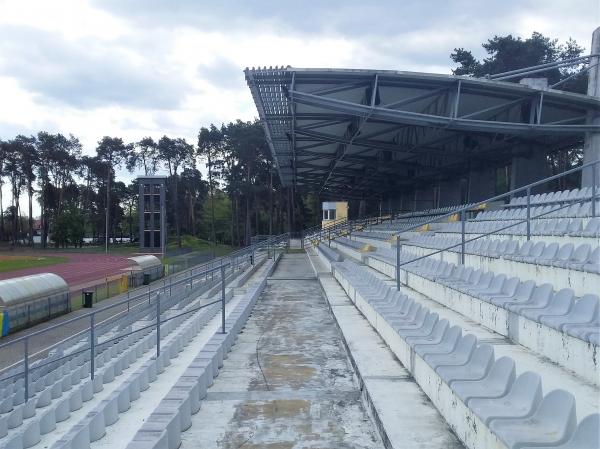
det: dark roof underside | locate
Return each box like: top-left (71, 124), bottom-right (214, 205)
top-left (245, 67), bottom-right (600, 199)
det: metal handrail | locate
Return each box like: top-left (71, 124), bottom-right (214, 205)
top-left (392, 160), bottom-right (599, 289)
top-left (395, 198), bottom-right (583, 269)
top-left (0, 232), bottom-right (290, 400)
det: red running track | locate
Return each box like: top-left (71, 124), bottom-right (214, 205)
top-left (0, 253), bottom-right (132, 289)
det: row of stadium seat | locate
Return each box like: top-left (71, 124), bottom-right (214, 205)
top-left (410, 258), bottom-right (599, 345)
top-left (475, 201), bottom-right (599, 220)
top-left (0, 254), bottom-right (269, 449)
top-left (406, 235), bottom-right (599, 274)
top-left (332, 259), bottom-right (598, 449)
top-left (507, 187), bottom-right (597, 207)
top-left (441, 217), bottom-right (600, 237)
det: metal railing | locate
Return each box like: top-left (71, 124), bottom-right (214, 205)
top-left (0, 232), bottom-right (290, 401)
top-left (392, 160), bottom-right (599, 289)
top-left (303, 215), bottom-right (391, 248)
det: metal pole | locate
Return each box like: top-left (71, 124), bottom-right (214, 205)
top-left (460, 210), bottom-right (466, 265)
top-left (220, 265), bottom-right (226, 334)
top-left (169, 277), bottom-right (172, 296)
top-left (526, 187), bottom-right (531, 241)
top-left (127, 291), bottom-right (130, 313)
top-left (156, 295), bottom-right (160, 357)
top-left (328, 229), bottom-right (331, 247)
top-left (395, 241), bottom-right (401, 291)
top-left (90, 314), bottom-right (95, 380)
top-left (148, 285), bottom-right (151, 304)
top-left (592, 162), bottom-right (597, 218)
top-left (24, 338), bottom-right (29, 401)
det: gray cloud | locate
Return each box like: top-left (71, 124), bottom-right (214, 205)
top-left (0, 25), bottom-right (190, 110)
top-left (197, 58), bottom-right (246, 90)
top-left (91, 0), bottom-right (537, 38)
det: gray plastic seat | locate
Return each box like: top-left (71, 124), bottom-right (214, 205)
top-left (562, 319), bottom-right (600, 342)
top-left (389, 303), bottom-right (425, 327)
top-left (415, 325), bottom-right (462, 357)
top-left (506, 241), bottom-right (534, 261)
top-left (556, 244), bottom-right (591, 269)
top-left (471, 274), bottom-right (505, 299)
top-left (479, 277), bottom-right (519, 302)
top-left (567, 218), bottom-right (584, 234)
top-left (550, 218), bottom-right (570, 236)
top-left (406, 319), bottom-right (449, 347)
top-left (533, 242), bottom-right (559, 264)
top-left (518, 241), bottom-right (546, 263)
top-left (469, 371), bottom-right (543, 426)
top-left (424, 334), bottom-right (477, 369)
top-left (503, 240), bottom-right (520, 257)
top-left (383, 298), bottom-right (416, 320)
top-left (547, 243), bottom-right (574, 267)
top-left (460, 272), bottom-right (493, 295)
top-left (540, 294), bottom-right (599, 331)
top-left (450, 356), bottom-right (515, 404)
top-left (491, 280), bottom-right (536, 308)
top-left (521, 288), bottom-right (575, 322)
top-left (578, 217), bottom-right (600, 237)
top-left (519, 413), bottom-right (599, 449)
top-left (505, 284), bottom-right (553, 313)
top-left (396, 311), bottom-right (438, 336)
top-left (489, 389), bottom-right (577, 449)
top-left (569, 247), bottom-right (599, 271)
top-left (578, 202), bottom-right (592, 217)
top-left (436, 344), bottom-right (494, 384)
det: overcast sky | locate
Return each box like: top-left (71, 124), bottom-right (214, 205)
top-left (1, 0), bottom-right (599, 213)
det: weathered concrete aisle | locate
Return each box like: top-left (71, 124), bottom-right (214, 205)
top-left (180, 253), bottom-right (383, 448)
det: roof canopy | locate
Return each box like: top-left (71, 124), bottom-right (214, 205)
top-left (0, 273), bottom-right (69, 308)
top-left (245, 67), bottom-right (600, 199)
top-left (128, 255), bottom-right (162, 271)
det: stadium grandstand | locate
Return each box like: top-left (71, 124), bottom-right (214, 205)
top-left (0, 28), bottom-right (599, 449)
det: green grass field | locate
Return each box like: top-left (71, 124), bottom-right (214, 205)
top-left (0, 255), bottom-right (68, 273)
top-left (166, 235), bottom-right (235, 257)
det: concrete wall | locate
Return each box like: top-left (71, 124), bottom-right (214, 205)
top-left (468, 166), bottom-right (497, 202)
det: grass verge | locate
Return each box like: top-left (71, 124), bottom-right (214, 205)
top-left (0, 255), bottom-right (68, 273)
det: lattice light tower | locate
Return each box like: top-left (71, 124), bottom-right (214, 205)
top-left (138, 176), bottom-right (167, 255)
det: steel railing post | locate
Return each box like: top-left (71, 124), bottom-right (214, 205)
top-left (24, 338), bottom-right (29, 401)
top-left (90, 313), bottom-right (95, 380)
top-left (395, 241), bottom-right (401, 291)
top-left (526, 187), bottom-right (532, 241)
top-left (460, 210), bottom-right (466, 265)
top-left (156, 294), bottom-right (160, 357)
top-left (220, 265), bottom-right (226, 334)
top-left (592, 162), bottom-right (597, 218)
top-left (148, 285), bottom-right (151, 304)
top-left (328, 229), bottom-right (331, 247)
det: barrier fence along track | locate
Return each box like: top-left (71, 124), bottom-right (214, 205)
top-left (0, 233), bottom-right (290, 402)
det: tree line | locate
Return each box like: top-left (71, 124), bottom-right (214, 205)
top-left (0, 120), bottom-right (319, 250)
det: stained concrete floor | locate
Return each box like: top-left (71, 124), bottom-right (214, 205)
top-left (181, 253), bottom-right (383, 449)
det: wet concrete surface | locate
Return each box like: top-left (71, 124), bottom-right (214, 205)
top-left (181, 253), bottom-right (383, 449)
